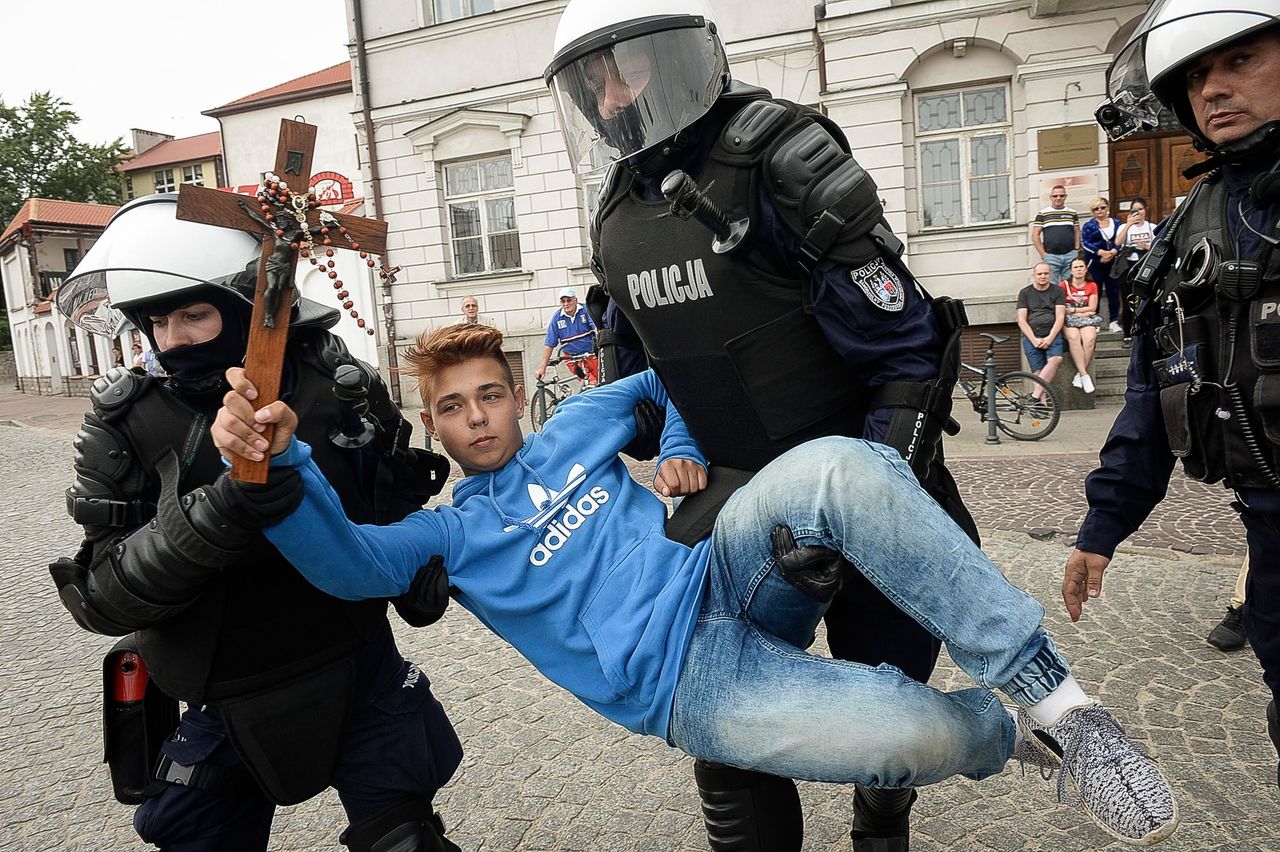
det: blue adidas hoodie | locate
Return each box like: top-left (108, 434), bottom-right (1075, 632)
top-left (264, 370), bottom-right (711, 738)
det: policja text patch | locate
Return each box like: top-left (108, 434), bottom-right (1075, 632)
top-left (849, 258), bottom-right (904, 312)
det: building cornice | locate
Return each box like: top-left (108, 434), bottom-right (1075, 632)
top-left (819, 0), bottom-right (1030, 39)
top-left (727, 29), bottom-right (819, 64)
top-left (363, 0), bottom-right (564, 58)
top-left (821, 81), bottom-right (909, 108)
top-left (362, 80), bottom-right (548, 131)
top-left (1014, 54), bottom-right (1113, 83)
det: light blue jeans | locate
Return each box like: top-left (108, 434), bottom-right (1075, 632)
top-left (1043, 251), bottom-right (1077, 285)
top-left (668, 437), bottom-right (1070, 787)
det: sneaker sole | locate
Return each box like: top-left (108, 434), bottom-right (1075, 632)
top-left (1016, 713), bottom-right (1180, 847)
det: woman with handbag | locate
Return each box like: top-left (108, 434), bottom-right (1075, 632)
top-left (1060, 258), bottom-right (1103, 393)
top-left (1080, 196), bottom-right (1124, 333)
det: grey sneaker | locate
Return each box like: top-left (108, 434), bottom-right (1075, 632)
top-left (1017, 704), bottom-right (1178, 846)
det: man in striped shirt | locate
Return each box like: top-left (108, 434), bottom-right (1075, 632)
top-left (1031, 185), bottom-right (1081, 284)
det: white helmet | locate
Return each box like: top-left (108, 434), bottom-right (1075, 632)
top-left (57, 194), bottom-right (260, 337)
top-left (1105, 0), bottom-right (1280, 147)
top-left (544, 0), bottom-right (729, 174)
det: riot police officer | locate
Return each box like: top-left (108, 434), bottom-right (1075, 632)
top-left (1065, 0), bottom-right (1280, 789)
top-left (51, 195), bottom-right (463, 851)
top-left (545, 2), bottom-right (977, 849)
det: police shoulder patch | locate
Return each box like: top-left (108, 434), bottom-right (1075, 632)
top-left (849, 258), bottom-right (905, 313)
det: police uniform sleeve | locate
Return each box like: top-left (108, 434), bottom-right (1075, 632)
top-left (809, 257), bottom-right (943, 445)
top-left (53, 456), bottom-right (304, 636)
top-left (50, 369), bottom-right (302, 636)
top-left (756, 119), bottom-right (953, 472)
top-left (1076, 329), bottom-right (1178, 558)
top-left (756, 184), bottom-right (943, 450)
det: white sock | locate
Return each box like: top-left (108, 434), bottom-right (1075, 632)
top-left (1006, 705), bottom-right (1024, 750)
top-left (1025, 674), bottom-right (1092, 726)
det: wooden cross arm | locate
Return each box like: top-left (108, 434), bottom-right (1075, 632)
top-left (175, 184), bottom-right (389, 256)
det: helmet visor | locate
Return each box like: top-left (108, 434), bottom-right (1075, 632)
top-left (57, 194), bottom-right (262, 336)
top-left (548, 25), bottom-right (727, 174)
top-left (1107, 5), bottom-right (1279, 125)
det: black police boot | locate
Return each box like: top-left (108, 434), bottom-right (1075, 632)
top-left (1267, 699), bottom-right (1279, 790)
top-left (693, 759), bottom-right (803, 852)
top-left (851, 785), bottom-right (916, 852)
top-left (339, 797), bottom-right (458, 852)
top-left (1207, 605), bottom-right (1247, 652)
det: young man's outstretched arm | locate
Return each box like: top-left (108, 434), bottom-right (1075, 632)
top-left (211, 367), bottom-right (449, 601)
top-left (211, 365), bottom-right (704, 602)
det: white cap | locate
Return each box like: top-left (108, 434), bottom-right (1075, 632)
top-left (559, 288), bottom-right (578, 299)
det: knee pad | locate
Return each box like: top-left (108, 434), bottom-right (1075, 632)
top-left (852, 785), bottom-right (917, 846)
top-left (340, 797), bottom-right (458, 852)
top-left (771, 524), bottom-right (847, 604)
top-left (693, 759), bottom-right (802, 852)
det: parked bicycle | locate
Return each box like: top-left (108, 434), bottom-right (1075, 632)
top-left (957, 332), bottom-right (1061, 441)
top-left (530, 352), bottom-right (594, 431)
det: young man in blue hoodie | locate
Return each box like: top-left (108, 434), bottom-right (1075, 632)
top-left (212, 324), bottom-right (1178, 847)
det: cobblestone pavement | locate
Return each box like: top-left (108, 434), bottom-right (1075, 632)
top-left (1, 411), bottom-right (1275, 851)
top-left (947, 455), bottom-right (1247, 558)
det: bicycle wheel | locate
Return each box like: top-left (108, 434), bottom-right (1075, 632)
top-left (991, 372), bottom-right (1061, 440)
top-left (530, 387), bottom-right (559, 432)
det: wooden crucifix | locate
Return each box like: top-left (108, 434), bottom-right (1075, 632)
top-left (176, 118), bottom-right (389, 483)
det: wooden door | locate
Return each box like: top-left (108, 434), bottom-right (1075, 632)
top-left (1107, 131), bottom-right (1206, 220)
top-left (1161, 136), bottom-right (1204, 214)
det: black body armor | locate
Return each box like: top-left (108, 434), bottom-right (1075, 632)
top-left (54, 328), bottom-right (430, 704)
top-left (1148, 172), bottom-right (1280, 489)
top-left (594, 96), bottom-right (870, 472)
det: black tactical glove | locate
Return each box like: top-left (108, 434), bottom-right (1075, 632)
top-left (620, 398), bottom-right (666, 461)
top-left (407, 448), bottom-right (452, 502)
top-left (392, 555), bottom-right (451, 627)
top-left (771, 524), bottom-right (848, 604)
top-left (201, 468), bottom-right (305, 530)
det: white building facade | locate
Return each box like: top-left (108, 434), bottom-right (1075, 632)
top-left (2, 200), bottom-right (120, 395)
top-left (345, 0), bottom-right (1182, 380)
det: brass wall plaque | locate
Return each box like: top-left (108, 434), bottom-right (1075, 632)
top-left (1038, 125), bottom-right (1100, 170)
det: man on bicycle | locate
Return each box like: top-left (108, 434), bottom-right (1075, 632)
top-left (535, 288), bottom-right (599, 386)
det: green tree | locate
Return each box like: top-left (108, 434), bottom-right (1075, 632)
top-left (0, 92), bottom-right (128, 226)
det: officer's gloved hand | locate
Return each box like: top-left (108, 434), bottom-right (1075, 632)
top-left (201, 468), bottom-right (305, 531)
top-left (393, 555), bottom-right (451, 627)
top-left (621, 399), bottom-right (665, 461)
top-left (407, 448), bottom-right (452, 502)
top-left (771, 524), bottom-right (848, 604)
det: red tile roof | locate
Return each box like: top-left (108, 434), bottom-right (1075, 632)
top-left (205, 62), bottom-right (353, 117)
top-left (1, 198), bottom-right (118, 246)
top-left (119, 131), bottom-right (222, 173)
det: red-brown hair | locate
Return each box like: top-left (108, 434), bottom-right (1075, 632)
top-left (404, 323), bottom-right (514, 404)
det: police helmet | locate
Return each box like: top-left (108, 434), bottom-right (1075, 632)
top-left (57, 194), bottom-right (261, 337)
top-left (544, 0), bottom-right (730, 174)
top-left (1104, 0), bottom-right (1280, 150)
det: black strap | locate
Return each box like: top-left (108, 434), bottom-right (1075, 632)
top-left (153, 451), bottom-right (242, 567)
top-left (798, 189), bottom-right (866, 272)
top-left (66, 493), bottom-right (152, 528)
top-left (152, 754), bottom-right (255, 794)
top-left (867, 380), bottom-right (951, 417)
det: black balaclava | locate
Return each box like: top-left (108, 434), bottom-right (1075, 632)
top-left (133, 284), bottom-right (253, 402)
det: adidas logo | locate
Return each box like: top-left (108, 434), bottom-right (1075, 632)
top-left (529, 485), bottom-right (610, 566)
top-left (504, 463), bottom-right (611, 566)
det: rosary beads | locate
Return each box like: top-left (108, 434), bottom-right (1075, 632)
top-left (256, 173), bottom-right (387, 336)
